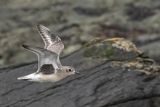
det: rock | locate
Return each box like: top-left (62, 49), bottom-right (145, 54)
top-left (140, 41), bottom-right (160, 62)
top-left (84, 38), bottom-right (142, 60)
top-left (0, 40), bottom-right (160, 107)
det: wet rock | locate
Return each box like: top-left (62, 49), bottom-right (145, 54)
top-left (140, 41), bottom-right (160, 62)
top-left (84, 38), bottom-right (141, 61)
top-left (0, 46), bottom-right (160, 107)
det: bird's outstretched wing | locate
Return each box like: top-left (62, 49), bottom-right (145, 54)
top-left (22, 44), bottom-right (62, 71)
top-left (36, 24), bottom-right (64, 55)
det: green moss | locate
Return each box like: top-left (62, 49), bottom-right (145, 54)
top-left (83, 41), bottom-right (115, 59)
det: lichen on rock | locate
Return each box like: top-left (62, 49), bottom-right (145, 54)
top-left (83, 37), bottom-right (160, 74)
top-left (83, 37), bottom-right (141, 61)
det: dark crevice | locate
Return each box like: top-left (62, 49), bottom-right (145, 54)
top-left (0, 61), bottom-right (36, 71)
top-left (1, 83), bottom-right (33, 96)
top-left (100, 94), bottom-right (160, 107)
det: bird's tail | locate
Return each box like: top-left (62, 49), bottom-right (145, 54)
top-left (17, 73), bottom-right (36, 81)
top-left (17, 76), bottom-right (30, 80)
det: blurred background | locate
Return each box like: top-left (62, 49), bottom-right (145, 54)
top-left (0, 0), bottom-right (160, 68)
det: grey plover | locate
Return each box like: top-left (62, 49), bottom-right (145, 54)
top-left (17, 45), bottom-right (77, 82)
top-left (17, 25), bottom-right (77, 82)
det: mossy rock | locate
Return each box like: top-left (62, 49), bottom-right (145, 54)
top-left (83, 38), bottom-right (142, 61)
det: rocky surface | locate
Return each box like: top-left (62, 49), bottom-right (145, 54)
top-left (0, 45), bottom-right (160, 107)
top-left (0, 0), bottom-right (160, 67)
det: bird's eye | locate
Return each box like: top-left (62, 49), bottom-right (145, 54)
top-left (67, 69), bottom-right (72, 72)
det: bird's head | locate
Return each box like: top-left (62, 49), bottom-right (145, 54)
top-left (62, 66), bottom-right (78, 75)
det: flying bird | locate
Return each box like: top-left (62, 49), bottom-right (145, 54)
top-left (17, 25), bottom-right (77, 82)
top-left (17, 45), bottom-right (77, 82)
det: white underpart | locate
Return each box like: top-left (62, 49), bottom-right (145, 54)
top-left (17, 73), bottom-right (59, 82)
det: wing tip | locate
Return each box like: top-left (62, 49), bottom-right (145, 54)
top-left (21, 44), bottom-right (29, 49)
top-left (37, 24), bottom-right (49, 31)
top-left (36, 24), bottom-right (42, 29)
top-left (55, 36), bottom-right (61, 41)
top-left (36, 24), bottom-right (42, 31)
